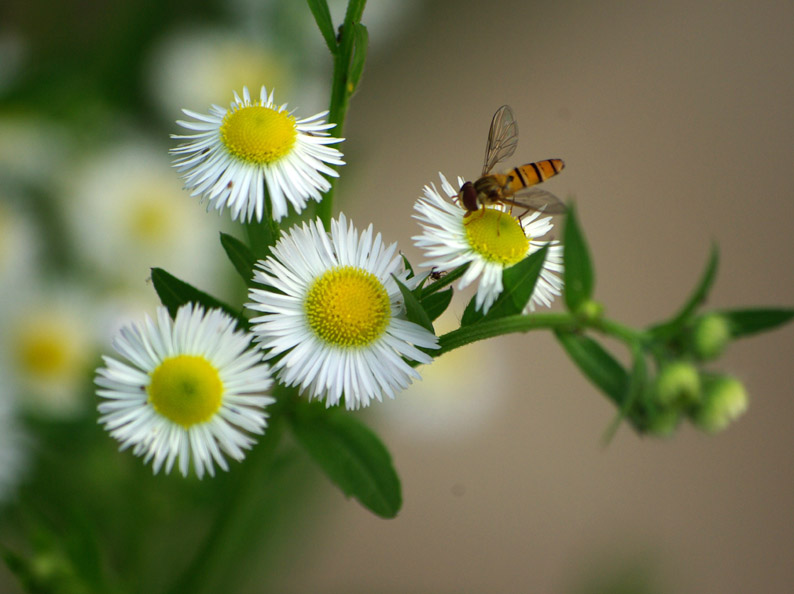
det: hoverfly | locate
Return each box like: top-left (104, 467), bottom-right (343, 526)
top-left (459, 105), bottom-right (566, 218)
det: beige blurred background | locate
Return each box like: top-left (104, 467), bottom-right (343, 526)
top-left (264, 0), bottom-right (794, 592)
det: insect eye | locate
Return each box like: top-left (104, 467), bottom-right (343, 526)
top-left (460, 182), bottom-right (479, 212)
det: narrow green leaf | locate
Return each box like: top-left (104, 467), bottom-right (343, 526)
top-left (554, 330), bottom-right (628, 407)
top-left (290, 404), bottom-right (401, 518)
top-left (718, 307), bottom-right (794, 338)
top-left (563, 203), bottom-right (594, 311)
top-left (220, 232), bottom-right (257, 286)
top-left (394, 276), bottom-right (434, 333)
top-left (245, 218), bottom-right (280, 261)
top-left (421, 287), bottom-right (453, 322)
top-left (306, 0), bottom-right (338, 54)
top-left (348, 23), bottom-right (368, 94)
top-left (344, 0), bottom-right (367, 24)
top-left (603, 344), bottom-right (647, 443)
top-left (400, 253), bottom-right (416, 282)
top-left (649, 243), bottom-right (719, 339)
top-left (461, 246), bottom-right (548, 326)
top-left (420, 263), bottom-right (469, 299)
top-left (151, 268), bottom-right (244, 326)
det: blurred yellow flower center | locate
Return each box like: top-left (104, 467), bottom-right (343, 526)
top-left (148, 355), bottom-right (223, 428)
top-left (16, 325), bottom-right (72, 378)
top-left (304, 266), bottom-right (391, 347)
top-left (464, 208), bottom-right (529, 265)
top-left (220, 105), bottom-right (297, 164)
top-left (129, 196), bottom-right (170, 241)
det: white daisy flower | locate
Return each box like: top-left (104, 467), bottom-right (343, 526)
top-left (413, 173), bottom-right (564, 314)
top-left (247, 214), bottom-right (439, 410)
top-left (95, 304), bottom-right (274, 478)
top-left (171, 85), bottom-right (345, 222)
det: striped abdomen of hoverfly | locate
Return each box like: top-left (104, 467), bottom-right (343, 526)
top-left (474, 158), bottom-right (565, 205)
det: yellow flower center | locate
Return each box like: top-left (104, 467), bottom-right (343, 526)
top-left (304, 266), bottom-right (391, 347)
top-left (148, 355), bottom-right (223, 428)
top-left (220, 105), bottom-right (297, 164)
top-left (16, 324), bottom-right (73, 379)
top-left (464, 208), bottom-right (529, 266)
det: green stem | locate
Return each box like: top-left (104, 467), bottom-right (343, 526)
top-left (438, 313), bottom-right (574, 354)
top-left (437, 311), bottom-right (650, 357)
top-left (316, 0), bottom-right (367, 226)
top-left (591, 316), bottom-right (649, 345)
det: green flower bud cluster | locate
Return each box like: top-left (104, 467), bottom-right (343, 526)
top-left (645, 361), bottom-right (748, 436)
top-left (689, 313), bottom-right (732, 361)
top-left (631, 312), bottom-right (750, 436)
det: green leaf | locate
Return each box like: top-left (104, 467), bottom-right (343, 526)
top-left (718, 307), bottom-right (794, 338)
top-left (290, 404), bottom-right (402, 518)
top-left (650, 243), bottom-right (719, 339)
top-left (151, 268), bottom-right (245, 326)
top-left (460, 296), bottom-right (483, 327)
top-left (420, 263), bottom-right (469, 299)
top-left (245, 218), bottom-right (280, 261)
top-left (394, 276), bottom-right (434, 333)
top-left (348, 23), bottom-right (368, 94)
top-left (306, 0), bottom-right (337, 54)
top-left (461, 246), bottom-right (548, 326)
top-left (220, 232), bottom-right (257, 286)
top-left (344, 0), bottom-right (367, 24)
top-left (421, 288), bottom-right (453, 322)
top-left (401, 253), bottom-right (416, 282)
top-left (603, 344), bottom-right (647, 443)
top-left (554, 330), bottom-right (628, 407)
top-left (563, 203), bottom-right (594, 312)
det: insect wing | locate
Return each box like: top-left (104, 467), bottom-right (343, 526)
top-left (482, 105), bottom-right (519, 176)
top-left (504, 188), bottom-right (567, 215)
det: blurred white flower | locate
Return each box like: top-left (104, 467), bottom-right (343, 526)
top-left (374, 313), bottom-right (508, 442)
top-left (1, 285), bottom-right (98, 419)
top-left (61, 139), bottom-right (230, 295)
top-left (0, 199), bottom-right (39, 305)
top-left (228, 0), bottom-right (423, 60)
top-left (147, 27), bottom-right (301, 119)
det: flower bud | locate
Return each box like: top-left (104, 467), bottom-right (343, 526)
top-left (654, 361), bottom-right (701, 408)
top-left (578, 299), bottom-right (604, 322)
top-left (646, 407), bottom-right (682, 437)
top-left (692, 375), bottom-right (748, 433)
top-left (691, 313), bottom-right (731, 361)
